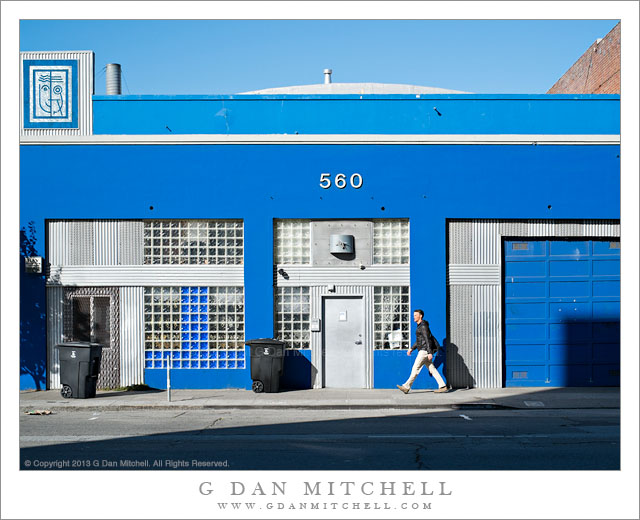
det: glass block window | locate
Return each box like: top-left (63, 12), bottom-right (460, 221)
top-left (144, 220), bottom-right (243, 265)
top-left (373, 286), bottom-right (411, 349)
top-left (373, 219), bottom-right (410, 264)
top-left (144, 286), bottom-right (245, 369)
top-left (275, 287), bottom-right (311, 349)
top-left (274, 220), bottom-right (311, 264)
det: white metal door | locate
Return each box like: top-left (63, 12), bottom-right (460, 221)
top-left (323, 296), bottom-right (366, 388)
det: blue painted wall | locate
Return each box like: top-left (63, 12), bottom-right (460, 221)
top-left (92, 95), bottom-right (620, 135)
top-left (19, 143), bottom-right (620, 389)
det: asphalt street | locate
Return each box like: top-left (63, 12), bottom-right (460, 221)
top-left (20, 407), bottom-right (620, 470)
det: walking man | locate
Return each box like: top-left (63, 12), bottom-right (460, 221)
top-left (397, 309), bottom-right (448, 393)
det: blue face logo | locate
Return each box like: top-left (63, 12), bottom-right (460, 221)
top-left (35, 71), bottom-right (67, 118)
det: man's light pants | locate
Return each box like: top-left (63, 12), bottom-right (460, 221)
top-left (404, 350), bottom-right (446, 388)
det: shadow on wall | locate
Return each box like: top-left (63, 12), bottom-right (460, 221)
top-left (443, 338), bottom-right (476, 389)
top-left (280, 350), bottom-right (317, 390)
top-left (20, 222), bottom-right (47, 390)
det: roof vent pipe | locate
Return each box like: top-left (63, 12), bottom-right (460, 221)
top-left (106, 63), bottom-right (122, 95)
top-left (324, 68), bottom-right (332, 84)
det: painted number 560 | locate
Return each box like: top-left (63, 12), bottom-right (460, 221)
top-left (319, 173), bottom-right (364, 189)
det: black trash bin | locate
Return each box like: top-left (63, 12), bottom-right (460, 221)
top-left (246, 338), bottom-right (286, 393)
top-left (55, 342), bottom-right (103, 399)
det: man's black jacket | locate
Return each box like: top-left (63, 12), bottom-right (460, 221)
top-left (411, 320), bottom-right (435, 355)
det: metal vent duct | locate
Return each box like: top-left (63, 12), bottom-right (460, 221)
top-left (324, 68), bottom-right (332, 84)
top-left (106, 63), bottom-right (122, 95)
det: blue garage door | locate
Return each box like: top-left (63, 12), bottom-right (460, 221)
top-left (504, 239), bottom-right (620, 387)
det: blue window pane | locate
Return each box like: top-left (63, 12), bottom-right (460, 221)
top-left (181, 333), bottom-right (190, 341)
top-left (181, 305), bottom-right (190, 313)
top-left (181, 323), bottom-right (190, 331)
top-left (190, 333), bottom-right (198, 341)
top-left (228, 351), bottom-right (236, 359)
top-left (190, 287), bottom-right (198, 294)
top-left (190, 305), bottom-right (198, 313)
top-left (199, 287), bottom-right (208, 294)
top-left (154, 360), bottom-right (163, 368)
top-left (237, 351), bottom-right (245, 360)
top-left (209, 351), bottom-right (217, 359)
top-left (200, 333), bottom-right (208, 341)
top-left (181, 287), bottom-right (189, 294)
top-left (210, 361), bottom-right (218, 368)
top-left (219, 351), bottom-right (228, 359)
top-left (145, 360), bottom-right (153, 368)
top-left (181, 361), bottom-right (190, 368)
top-left (145, 351), bottom-right (153, 359)
top-left (228, 361), bottom-right (236, 368)
top-left (201, 361), bottom-right (209, 368)
top-left (199, 314), bottom-right (208, 322)
top-left (172, 351), bottom-right (180, 359)
top-left (191, 323), bottom-right (199, 331)
top-left (153, 351), bottom-right (162, 359)
top-left (191, 361), bottom-right (199, 368)
top-left (200, 324), bottom-right (208, 331)
top-left (190, 314), bottom-right (199, 321)
top-left (200, 343), bottom-right (208, 350)
top-left (181, 315), bottom-right (189, 322)
top-left (199, 350), bottom-right (208, 359)
top-left (200, 296), bottom-right (207, 303)
top-left (181, 341), bottom-right (190, 350)
top-left (199, 305), bottom-right (207, 313)
top-left (190, 342), bottom-right (198, 349)
top-left (219, 360), bottom-right (227, 368)
top-left (172, 360), bottom-right (181, 368)
top-left (181, 295), bottom-right (189, 303)
top-left (237, 360), bottom-right (245, 368)
top-left (190, 351), bottom-right (199, 359)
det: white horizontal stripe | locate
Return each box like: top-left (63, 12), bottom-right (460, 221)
top-left (20, 134), bottom-right (620, 145)
top-left (276, 264), bottom-right (410, 286)
top-left (47, 265), bottom-right (244, 287)
top-left (448, 264), bottom-right (500, 285)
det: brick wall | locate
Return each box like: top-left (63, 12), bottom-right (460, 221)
top-left (547, 22), bottom-right (620, 94)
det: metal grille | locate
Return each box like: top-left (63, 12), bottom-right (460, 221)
top-left (143, 286), bottom-right (245, 369)
top-left (373, 286), bottom-right (410, 349)
top-left (373, 220), bottom-right (410, 264)
top-left (274, 220), bottom-right (311, 264)
top-left (275, 287), bottom-right (311, 349)
top-left (63, 287), bottom-right (120, 389)
top-left (143, 220), bottom-right (243, 265)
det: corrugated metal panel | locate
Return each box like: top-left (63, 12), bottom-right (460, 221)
top-left (528, 220), bottom-right (556, 237)
top-left (47, 265), bottom-right (244, 286)
top-left (448, 220), bottom-right (473, 264)
top-left (473, 285), bottom-right (502, 388)
top-left (20, 51), bottom-right (93, 137)
top-left (473, 220), bottom-right (500, 264)
top-left (47, 221), bottom-right (70, 266)
top-left (46, 287), bottom-right (65, 389)
top-left (447, 285), bottom-right (475, 388)
top-left (69, 221), bottom-right (94, 265)
top-left (119, 221), bottom-right (144, 265)
top-left (120, 287), bottom-right (145, 386)
top-left (448, 264), bottom-right (500, 285)
top-left (94, 220), bottom-right (120, 265)
top-left (275, 265), bottom-right (409, 286)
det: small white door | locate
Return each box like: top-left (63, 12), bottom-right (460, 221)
top-left (323, 297), bottom-right (366, 388)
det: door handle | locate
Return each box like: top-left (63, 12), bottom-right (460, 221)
top-left (355, 340), bottom-right (363, 345)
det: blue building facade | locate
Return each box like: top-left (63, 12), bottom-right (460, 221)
top-left (19, 51), bottom-right (621, 392)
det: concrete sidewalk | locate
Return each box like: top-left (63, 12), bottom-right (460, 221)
top-left (20, 387), bottom-right (620, 412)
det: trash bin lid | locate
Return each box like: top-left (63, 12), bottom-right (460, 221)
top-left (245, 338), bottom-right (286, 346)
top-left (56, 342), bottom-right (103, 349)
